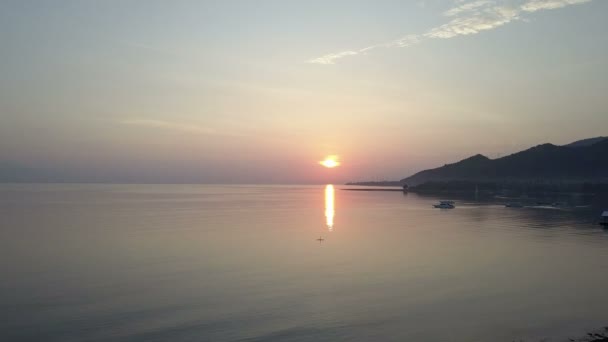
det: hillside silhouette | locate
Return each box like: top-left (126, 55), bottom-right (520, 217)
top-left (401, 137), bottom-right (608, 186)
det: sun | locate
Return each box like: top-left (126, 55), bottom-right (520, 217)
top-left (320, 155), bottom-right (340, 168)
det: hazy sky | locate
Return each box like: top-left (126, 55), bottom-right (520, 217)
top-left (1, 0), bottom-right (607, 183)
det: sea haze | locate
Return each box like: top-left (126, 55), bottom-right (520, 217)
top-left (1, 184), bottom-right (607, 342)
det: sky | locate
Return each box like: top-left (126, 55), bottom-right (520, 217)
top-left (1, 0), bottom-right (607, 184)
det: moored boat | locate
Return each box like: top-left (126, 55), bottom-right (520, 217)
top-left (433, 200), bottom-right (455, 209)
top-left (600, 211), bottom-right (608, 226)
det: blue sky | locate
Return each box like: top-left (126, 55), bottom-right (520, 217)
top-left (1, 0), bottom-right (606, 183)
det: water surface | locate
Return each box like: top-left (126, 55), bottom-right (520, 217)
top-left (1, 184), bottom-right (607, 341)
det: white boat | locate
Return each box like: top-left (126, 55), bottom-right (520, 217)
top-left (433, 200), bottom-right (455, 209)
top-left (600, 211), bottom-right (608, 226)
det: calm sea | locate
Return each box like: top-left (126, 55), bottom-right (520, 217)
top-left (1, 184), bottom-right (607, 342)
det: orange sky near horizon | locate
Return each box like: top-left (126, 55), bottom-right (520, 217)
top-left (1, 1), bottom-right (606, 184)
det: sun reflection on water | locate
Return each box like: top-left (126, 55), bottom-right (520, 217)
top-left (325, 184), bottom-right (335, 231)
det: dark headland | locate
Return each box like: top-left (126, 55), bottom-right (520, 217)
top-left (346, 136), bottom-right (608, 195)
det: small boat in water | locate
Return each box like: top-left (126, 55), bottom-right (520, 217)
top-left (433, 200), bottom-right (455, 209)
top-left (505, 202), bottom-right (524, 208)
top-left (600, 211), bottom-right (608, 226)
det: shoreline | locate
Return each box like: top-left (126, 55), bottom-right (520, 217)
top-left (341, 188), bottom-right (405, 192)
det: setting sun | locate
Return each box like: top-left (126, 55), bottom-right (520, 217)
top-left (319, 155), bottom-right (340, 168)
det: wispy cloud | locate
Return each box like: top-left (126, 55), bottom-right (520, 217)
top-left (309, 51), bottom-right (360, 65)
top-left (425, 5), bottom-right (520, 39)
top-left (120, 118), bottom-right (217, 135)
top-left (520, 0), bottom-right (592, 12)
top-left (444, 0), bottom-right (493, 16)
top-left (309, 0), bottom-right (593, 64)
top-left (308, 34), bottom-right (423, 65)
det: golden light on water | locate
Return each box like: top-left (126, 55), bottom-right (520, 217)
top-left (320, 155), bottom-right (340, 168)
top-left (325, 184), bottom-right (335, 231)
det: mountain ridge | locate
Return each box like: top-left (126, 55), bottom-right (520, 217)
top-left (400, 137), bottom-right (608, 186)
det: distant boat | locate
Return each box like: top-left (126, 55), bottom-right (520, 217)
top-left (433, 200), bottom-right (455, 209)
top-left (528, 202), bottom-right (573, 210)
top-left (316, 236), bottom-right (325, 242)
top-left (505, 203), bottom-right (524, 208)
top-left (600, 211), bottom-right (608, 226)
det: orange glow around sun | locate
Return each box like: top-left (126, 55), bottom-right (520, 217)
top-left (320, 155), bottom-right (340, 168)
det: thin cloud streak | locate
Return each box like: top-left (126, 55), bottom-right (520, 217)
top-left (444, 0), bottom-right (493, 16)
top-left (309, 0), bottom-right (593, 64)
top-left (120, 118), bottom-right (217, 135)
top-left (118, 118), bottom-right (276, 140)
top-left (521, 0), bottom-right (592, 12)
top-left (425, 5), bottom-right (520, 39)
top-left (309, 51), bottom-right (359, 65)
top-left (308, 34), bottom-right (423, 65)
